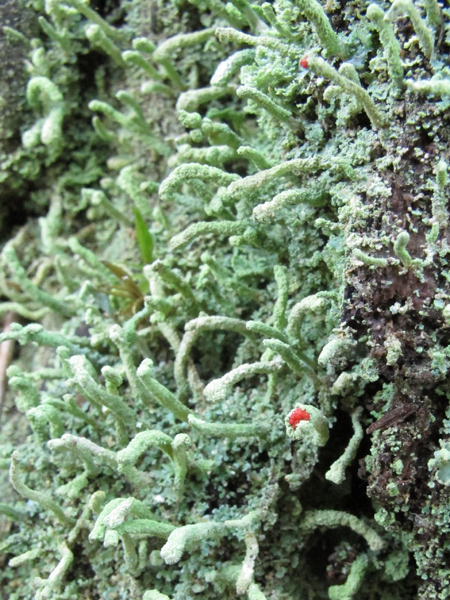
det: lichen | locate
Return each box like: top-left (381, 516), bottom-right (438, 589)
top-left (1, 1), bottom-right (450, 599)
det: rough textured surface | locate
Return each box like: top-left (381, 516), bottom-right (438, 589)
top-left (1, 1), bottom-right (450, 599)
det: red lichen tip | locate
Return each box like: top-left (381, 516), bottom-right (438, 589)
top-left (300, 56), bottom-right (309, 69)
top-left (288, 407), bottom-right (310, 430)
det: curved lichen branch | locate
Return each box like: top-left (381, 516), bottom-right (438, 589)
top-left (116, 165), bottom-right (157, 219)
top-left (273, 265), bottom-right (289, 331)
top-left (423, 0), bottom-right (443, 30)
top-left (237, 146), bottom-right (273, 170)
top-left (27, 404), bottom-right (64, 441)
top-left (68, 236), bottom-right (119, 282)
top-left (247, 583), bottom-right (268, 600)
top-left (262, 339), bottom-right (320, 386)
top-left (436, 159), bottom-right (448, 191)
top-left (159, 163), bottom-right (240, 202)
top-left (328, 553), bottom-right (369, 600)
top-left (219, 564), bottom-right (268, 598)
top-left (236, 531), bottom-right (260, 595)
top-left (86, 24), bottom-right (125, 66)
top-left (171, 433), bottom-right (191, 495)
top-left (305, 55), bottom-right (387, 128)
top-left (114, 519), bottom-right (176, 539)
top-left (300, 510), bottom-right (385, 551)
top-left (176, 86), bottom-right (236, 112)
top-left (48, 434), bottom-right (117, 475)
top-left (2, 245), bottom-right (73, 316)
top-left (7, 365), bottom-right (40, 412)
top-left (385, 0), bottom-right (434, 59)
top-left (89, 497), bottom-right (175, 548)
top-left (23, 76), bottom-right (65, 147)
top-left (367, 4), bottom-right (404, 89)
top-left (0, 301), bottom-right (48, 321)
top-left (102, 497), bottom-right (158, 529)
top-left (200, 118), bottom-right (243, 149)
top-left (245, 321), bottom-right (288, 344)
top-left (117, 431), bottom-right (191, 497)
top-left (161, 520), bottom-right (227, 565)
top-left (108, 323), bottom-right (150, 405)
top-left (117, 430), bottom-right (174, 470)
top-left (296, 0), bottom-right (346, 58)
top-left (63, 0), bottom-right (125, 40)
top-left (35, 542), bottom-right (74, 600)
top-left (318, 336), bottom-right (356, 370)
top-left (8, 547), bottom-right (41, 567)
top-left (170, 220), bottom-right (248, 251)
top-left (89, 498), bottom-right (133, 542)
top-left (145, 261), bottom-right (201, 313)
top-left (0, 326), bottom-right (86, 358)
top-left (67, 354), bottom-right (136, 426)
top-left (160, 510), bottom-right (261, 565)
top-left (236, 85), bottom-right (297, 127)
top-left (89, 99), bottom-right (169, 154)
top-left (9, 451), bottom-right (73, 526)
top-left (56, 472), bottom-right (89, 501)
top-left (84, 188), bottom-right (132, 226)
top-left (0, 502), bottom-right (28, 523)
top-left (215, 27), bottom-right (292, 56)
top-left (253, 187), bottom-right (327, 223)
top-left (229, 0), bottom-right (262, 30)
top-left (393, 230), bottom-right (413, 267)
top-left (210, 49), bottom-right (255, 86)
top-left (227, 157), bottom-right (334, 201)
top-left (287, 293), bottom-right (328, 339)
top-left (203, 359), bottom-right (284, 402)
top-left (174, 144), bottom-right (236, 168)
top-left (153, 28), bottom-right (216, 61)
top-left (352, 248), bottom-right (389, 268)
top-left (325, 407), bottom-right (363, 484)
top-left (137, 358), bottom-right (192, 422)
top-left (38, 15), bottom-right (71, 52)
top-left (174, 316), bottom-right (251, 399)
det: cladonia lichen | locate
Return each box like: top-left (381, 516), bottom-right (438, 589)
top-left (0, 1), bottom-right (449, 599)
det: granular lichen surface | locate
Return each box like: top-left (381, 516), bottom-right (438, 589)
top-left (0, 0), bottom-right (450, 599)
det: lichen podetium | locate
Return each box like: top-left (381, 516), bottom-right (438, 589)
top-left (1, 0), bottom-right (450, 598)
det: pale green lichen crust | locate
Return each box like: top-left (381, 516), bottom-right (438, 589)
top-left (1, 1), bottom-right (450, 599)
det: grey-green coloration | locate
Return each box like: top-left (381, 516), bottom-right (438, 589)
top-left (299, 509), bottom-right (385, 552)
top-left (307, 55), bottom-right (387, 128)
top-left (296, 0), bottom-right (345, 58)
top-left (137, 359), bottom-right (192, 422)
top-left (203, 359), bottom-right (284, 402)
top-left (1, 0), bottom-right (450, 599)
top-left (407, 77), bottom-right (450, 97)
top-left (9, 451), bottom-right (73, 527)
top-left (325, 407), bottom-right (363, 484)
top-left (328, 553), bottom-right (369, 600)
top-left (188, 414), bottom-right (270, 439)
top-left (159, 163), bottom-right (240, 202)
top-left (285, 403), bottom-right (330, 446)
top-left (393, 231), bottom-right (413, 267)
top-left (385, 0), bottom-right (435, 59)
top-left (367, 3), bottom-right (404, 89)
top-left (23, 76), bottom-right (65, 148)
top-left (353, 248), bottom-right (389, 268)
top-left (236, 85), bottom-right (296, 126)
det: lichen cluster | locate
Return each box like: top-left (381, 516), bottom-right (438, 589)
top-left (1, 0), bottom-right (450, 598)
